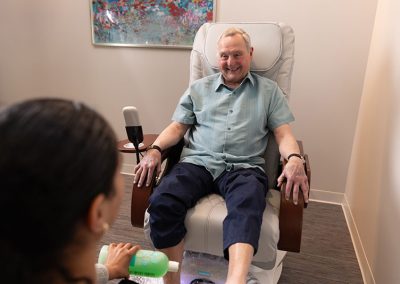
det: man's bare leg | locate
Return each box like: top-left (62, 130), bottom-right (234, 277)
top-left (226, 243), bottom-right (254, 284)
top-left (160, 239), bottom-right (184, 284)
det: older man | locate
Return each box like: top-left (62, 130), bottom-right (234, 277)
top-left (134, 27), bottom-right (309, 284)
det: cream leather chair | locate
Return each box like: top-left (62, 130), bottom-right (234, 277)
top-left (131, 22), bottom-right (310, 283)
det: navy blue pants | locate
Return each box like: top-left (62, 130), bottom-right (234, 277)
top-left (148, 162), bottom-right (268, 259)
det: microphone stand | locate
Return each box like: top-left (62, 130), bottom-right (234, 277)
top-left (132, 140), bottom-right (140, 165)
top-left (125, 126), bottom-right (144, 164)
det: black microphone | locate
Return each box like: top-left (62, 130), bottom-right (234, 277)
top-left (123, 106), bottom-right (144, 163)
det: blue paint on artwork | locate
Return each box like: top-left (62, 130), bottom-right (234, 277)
top-left (91, 0), bottom-right (214, 46)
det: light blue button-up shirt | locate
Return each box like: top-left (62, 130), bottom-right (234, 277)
top-left (172, 72), bottom-right (294, 180)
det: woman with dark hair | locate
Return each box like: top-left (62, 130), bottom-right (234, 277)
top-left (0, 98), bottom-right (139, 284)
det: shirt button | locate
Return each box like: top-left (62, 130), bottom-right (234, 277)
top-left (229, 110), bottom-right (233, 113)
top-left (227, 127), bottom-right (231, 130)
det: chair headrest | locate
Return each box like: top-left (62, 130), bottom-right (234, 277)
top-left (202, 23), bottom-right (283, 72)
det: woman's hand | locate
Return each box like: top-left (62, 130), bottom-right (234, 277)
top-left (105, 243), bottom-right (140, 280)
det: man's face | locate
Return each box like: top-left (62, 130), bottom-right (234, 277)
top-left (217, 34), bottom-right (253, 88)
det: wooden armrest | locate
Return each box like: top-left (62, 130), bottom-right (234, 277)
top-left (130, 139), bottom-right (185, 227)
top-left (131, 178), bottom-right (154, 227)
top-left (277, 140), bottom-right (311, 252)
top-left (277, 182), bottom-right (304, 252)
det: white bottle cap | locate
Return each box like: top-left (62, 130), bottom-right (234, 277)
top-left (168, 261), bottom-right (179, 272)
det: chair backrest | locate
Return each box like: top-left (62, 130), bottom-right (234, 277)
top-left (189, 22), bottom-right (295, 188)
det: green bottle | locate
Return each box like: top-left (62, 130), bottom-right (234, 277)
top-left (98, 245), bottom-right (179, 278)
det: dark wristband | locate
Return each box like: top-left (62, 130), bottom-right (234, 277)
top-left (147, 144), bottom-right (162, 154)
top-left (287, 153), bottom-right (304, 161)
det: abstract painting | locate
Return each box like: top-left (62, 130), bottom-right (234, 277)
top-left (90, 0), bottom-right (215, 48)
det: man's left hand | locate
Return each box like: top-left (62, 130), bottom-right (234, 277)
top-left (277, 158), bottom-right (309, 205)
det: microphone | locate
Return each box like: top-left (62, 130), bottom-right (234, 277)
top-left (123, 106), bottom-right (144, 163)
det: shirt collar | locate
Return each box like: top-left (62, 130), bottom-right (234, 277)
top-left (214, 72), bottom-right (255, 92)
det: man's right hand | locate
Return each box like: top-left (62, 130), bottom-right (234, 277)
top-left (133, 149), bottom-right (161, 187)
top-left (133, 121), bottom-right (189, 187)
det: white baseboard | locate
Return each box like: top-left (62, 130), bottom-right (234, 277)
top-left (342, 196), bottom-right (375, 284)
top-left (309, 188), bottom-right (344, 204)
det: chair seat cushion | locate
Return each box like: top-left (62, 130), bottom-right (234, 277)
top-left (144, 189), bottom-right (281, 270)
top-left (183, 189), bottom-right (280, 269)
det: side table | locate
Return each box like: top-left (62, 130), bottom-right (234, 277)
top-left (117, 134), bottom-right (158, 154)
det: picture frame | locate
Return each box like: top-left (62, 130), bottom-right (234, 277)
top-left (90, 0), bottom-right (216, 49)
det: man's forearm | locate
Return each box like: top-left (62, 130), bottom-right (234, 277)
top-left (274, 124), bottom-right (301, 160)
top-left (152, 121), bottom-right (190, 151)
top-left (278, 134), bottom-right (301, 160)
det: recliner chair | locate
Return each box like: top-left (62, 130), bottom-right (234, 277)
top-left (131, 22), bottom-right (310, 283)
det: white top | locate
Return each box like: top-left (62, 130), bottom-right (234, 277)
top-left (95, 263), bottom-right (109, 284)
